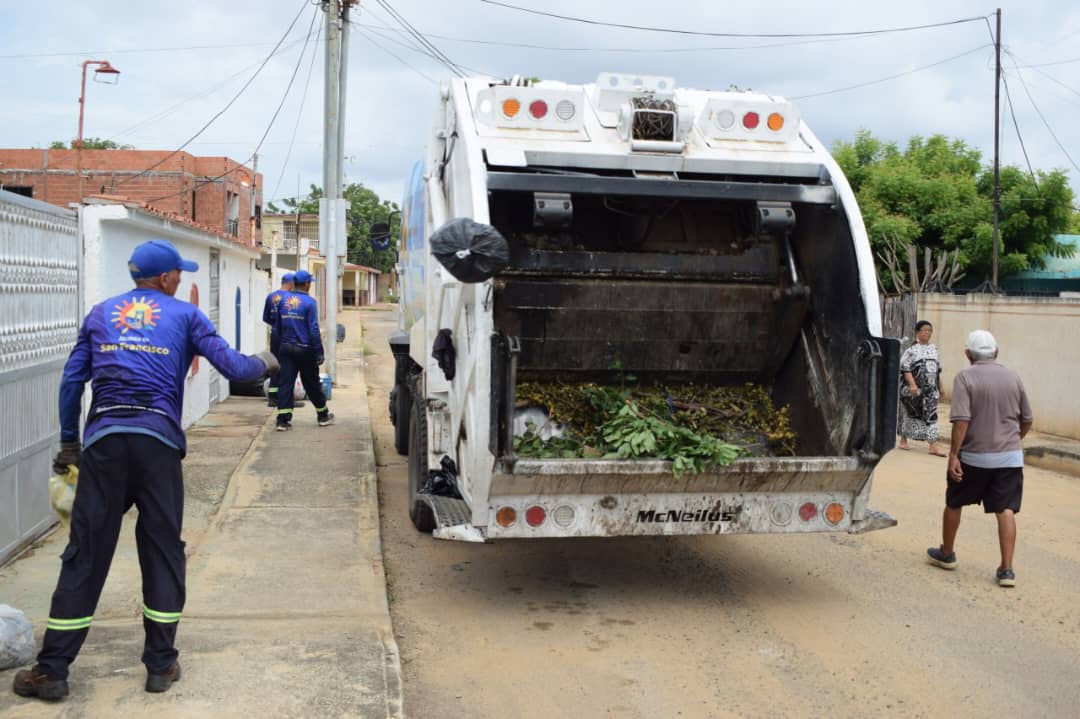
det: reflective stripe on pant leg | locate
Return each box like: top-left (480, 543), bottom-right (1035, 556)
top-left (142, 604), bottom-right (182, 624)
top-left (46, 616), bottom-right (93, 631)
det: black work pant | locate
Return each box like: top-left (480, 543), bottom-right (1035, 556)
top-left (267, 333), bottom-right (281, 399)
top-left (38, 434), bottom-right (185, 679)
top-left (276, 343), bottom-right (328, 425)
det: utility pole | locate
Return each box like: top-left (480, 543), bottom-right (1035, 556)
top-left (991, 7), bottom-right (1002, 292)
top-left (321, 0), bottom-right (346, 382)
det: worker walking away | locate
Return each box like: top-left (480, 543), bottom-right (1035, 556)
top-left (262, 271), bottom-right (295, 407)
top-left (927, 330), bottom-right (1034, 588)
top-left (12, 240), bottom-right (278, 702)
top-left (274, 269), bottom-right (333, 430)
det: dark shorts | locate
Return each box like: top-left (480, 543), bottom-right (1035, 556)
top-left (946, 463), bottom-right (1023, 514)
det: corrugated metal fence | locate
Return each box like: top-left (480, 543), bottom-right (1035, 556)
top-left (0, 190), bottom-right (79, 565)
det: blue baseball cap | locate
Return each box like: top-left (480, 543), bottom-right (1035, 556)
top-left (128, 240), bottom-right (199, 280)
top-left (293, 269), bottom-right (315, 284)
top-left (282, 272), bottom-right (295, 283)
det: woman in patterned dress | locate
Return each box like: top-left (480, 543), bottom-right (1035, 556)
top-left (898, 320), bottom-right (946, 455)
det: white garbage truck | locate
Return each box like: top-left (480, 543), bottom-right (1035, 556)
top-left (381, 72), bottom-right (899, 542)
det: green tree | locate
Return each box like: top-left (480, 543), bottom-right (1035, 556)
top-left (833, 130), bottom-right (1076, 286)
top-left (267, 182), bottom-right (399, 273)
top-left (50, 138), bottom-right (133, 150)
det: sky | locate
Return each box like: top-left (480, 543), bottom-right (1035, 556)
top-left (2, 0), bottom-right (1079, 211)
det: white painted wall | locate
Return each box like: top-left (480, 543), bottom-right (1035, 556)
top-left (80, 203), bottom-right (264, 429)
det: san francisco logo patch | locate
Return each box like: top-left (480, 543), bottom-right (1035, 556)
top-left (111, 296), bottom-right (161, 334)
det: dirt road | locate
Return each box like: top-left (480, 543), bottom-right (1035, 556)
top-left (362, 306), bottom-right (1080, 719)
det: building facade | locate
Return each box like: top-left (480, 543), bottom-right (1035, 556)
top-left (0, 148), bottom-right (262, 246)
top-left (81, 198), bottom-right (269, 425)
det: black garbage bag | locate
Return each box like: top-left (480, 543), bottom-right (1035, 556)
top-left (421, 456), bottom-right (461, 498)
top-left (432, 328), bottom-right (456, 381)
top-left (430, 218), bottom-right (510, 283)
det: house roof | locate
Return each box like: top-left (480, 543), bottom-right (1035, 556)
top-left (84, 194), bottom-right (255, 251)
top-left (1013, 235), bottom-right (1080, 280)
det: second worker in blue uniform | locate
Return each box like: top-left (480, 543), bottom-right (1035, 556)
top-left (274, 269), bottom-right (333, 430)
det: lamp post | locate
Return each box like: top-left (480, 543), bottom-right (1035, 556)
top-left (76, 59), bottom-right (120, 203)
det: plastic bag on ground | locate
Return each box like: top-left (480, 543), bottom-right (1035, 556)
top-left (430, 218), bottom-right (510, 283)
top-left (49, 465), bottom-right (78, 529)
top-left (0, 605), bottom-right (36, 670)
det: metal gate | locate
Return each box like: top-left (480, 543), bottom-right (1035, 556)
top-left (0, 191), bottom-right (79, 565)
top-left (208, 249), bottom-right (221, 403)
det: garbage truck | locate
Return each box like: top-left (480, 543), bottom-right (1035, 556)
top-left (382, 72), bottom-right (899, 542)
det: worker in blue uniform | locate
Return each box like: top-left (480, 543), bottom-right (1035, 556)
top-left (274, 269), bottom-right (333, 430)
top-left (262, 272), bottom-right (295, 407)
top-left (12, 239), bottom-right (278, 702)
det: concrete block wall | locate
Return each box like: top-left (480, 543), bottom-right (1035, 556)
top-left (920, 293), bottom-right (1080, 439)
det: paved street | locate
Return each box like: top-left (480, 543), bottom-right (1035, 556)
top-left (362, 305), bottom-right (1080, 719)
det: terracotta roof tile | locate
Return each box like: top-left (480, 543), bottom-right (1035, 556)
top-left (84, 194), bottom-right (255, 250)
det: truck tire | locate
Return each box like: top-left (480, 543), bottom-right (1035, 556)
top-left (407, 383), bottom-right (436, 533)
top-left (391, 384), bottom-right (410, 456)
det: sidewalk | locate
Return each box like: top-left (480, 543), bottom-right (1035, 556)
top-left (0, 310), bottom-right (402, 718)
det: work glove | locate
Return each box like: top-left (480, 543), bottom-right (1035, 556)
top-left (53, 441), bottom-right (81, 475)
top-left (253, 351), bottom-right (280, 376)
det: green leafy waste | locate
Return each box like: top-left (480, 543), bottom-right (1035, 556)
top-left (512, 382), bottom-right (797, 475)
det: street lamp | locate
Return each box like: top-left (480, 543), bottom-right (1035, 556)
top-left (76, 59), bottom-right (120, 202)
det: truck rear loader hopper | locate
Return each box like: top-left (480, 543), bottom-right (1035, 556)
top-left (388, 74), bottom-right (900, 541)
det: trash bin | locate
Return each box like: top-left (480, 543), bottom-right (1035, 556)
top-left (320, 373), bottom-right (333, 400)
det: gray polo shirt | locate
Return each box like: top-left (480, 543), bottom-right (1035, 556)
top-left (950, 360), bottom-right (1033, 468)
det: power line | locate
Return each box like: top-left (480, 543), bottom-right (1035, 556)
top-left (372, 0), bottom-right (465, 77)
top-left (353, 26), bottom-right (438, 85)
top-left (1026, 66), bottom-right (1080, 102)
top-left (1004, 51), bottom-right (1080, 175)
top-left (112, 0), bottom-right (312, 191)
top-left (349, 21), bottom-right (905, 54)
top-left (1010, 54), bottom-right (1080, 69)
top-left (270, 20), bottom-right (323, 202)
top-left (479, 1), bottom-right (987, 39)
top-left (789, 44), bottom-right (990, 100)
top-left (111, 37), bottom-right (312, 141)
top-left (146, 5), bottom-right (321, 204)
top-left (358, 23), bottom-right (493, 76)
top-left (1000, 71), bottom-right (1039, 185)
top-left (0, 41), bottom-right (306, 60)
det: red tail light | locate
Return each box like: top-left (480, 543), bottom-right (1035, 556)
top-left (525, 505), bottom-right (547, 527)
top-left (529, 99), bottom-right (549, 119)
top-left (743, 111), bottom-right (760, 130)
top-left (799, 502), bottom-right (817, 522)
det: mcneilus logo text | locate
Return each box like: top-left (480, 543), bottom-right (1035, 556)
top-left (636, 508), bottom-right (738, 523)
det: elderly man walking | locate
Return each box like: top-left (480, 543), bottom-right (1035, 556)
top-left (12, 240), bottom-right (278, 701)
top-left (927, 330), bottom-right (1033, 587)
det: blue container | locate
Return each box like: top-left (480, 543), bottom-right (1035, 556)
top-left (320, 373), bottom-right (332, 400)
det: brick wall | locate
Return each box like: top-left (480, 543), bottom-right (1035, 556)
top-left (0, 149), bottom-right (261, 245)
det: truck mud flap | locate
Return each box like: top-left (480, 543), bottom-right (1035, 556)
top-left (848, 508), bottom-right (897, 534)
top-left (419, 495), bottom-right (485, 542)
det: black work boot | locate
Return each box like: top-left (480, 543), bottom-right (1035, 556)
top-left (12, 665), bottom-right (69, 701)
top-left (145, 661), bottom-right (181, 693)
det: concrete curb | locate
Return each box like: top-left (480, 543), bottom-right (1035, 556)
top-left (1024, 445), bottom-right (1080, 478)
top-left (351, 367), bottom-right (406, 719)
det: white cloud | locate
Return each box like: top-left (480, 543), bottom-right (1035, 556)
top-left (1, 0), bottom-right (1077, 204)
